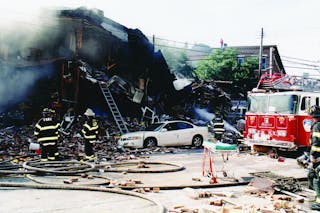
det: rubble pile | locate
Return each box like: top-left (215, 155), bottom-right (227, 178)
top-left (0, 114), bottom-right (193, 163)
top-left (0, 126), bottom-right (33, 157)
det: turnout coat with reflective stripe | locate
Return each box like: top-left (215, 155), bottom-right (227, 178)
top-left (81, 119), bottom-right (99, 142)
top-left (210, 118), bottom-right (225, 134)
top-left (310, 121), bottom-right (320, 160)
top-left (34, 117), bottom-right (60, 145)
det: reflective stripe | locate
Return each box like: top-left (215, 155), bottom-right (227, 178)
top-left (41, 159), bottom-right (48, 162)
top-left (317, 197), bottom-right (320, 203)
top-left (213, 128), bottom-right (225, 132)
top-left (312, 146), bottom-right (320, 152)
top-left (38, 136), bottom-right (58, 142)
top-left (37, 123), bottom-right (60, 131)
top-left (34, 131), bottom-right (39, 135)
top-left (85, 155), bottom-right (95, 160)
top-left (84, 135), bottom-right (96, 140)
top-left (48, 156), bottom-right (55, 160)
top-left (42, 142), bottom-right (56, 146)
top-left (313, 132), bottom-right (320, 138)
top-left (84, 123), bottom-right (98, 131)
top-left (81, 129), bottom-right (86, 134)
top-left (213, 123), bottom-right (224, 126)
top-left (54, 152), bottom-right (59, 156)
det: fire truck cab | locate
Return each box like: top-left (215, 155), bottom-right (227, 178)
top-left (244, 90), bottom-right (319, 150)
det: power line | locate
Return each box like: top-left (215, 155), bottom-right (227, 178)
top-left (155, 43), bottom-right (212, 54)
top-left (282, 59), bottom-right (319, 68)
top-left (148, 35), bottom-right (215, 49)
top-left (283, 65), bottom-right (319, 71)
top-left (282, 55), bottom-right (319, 63)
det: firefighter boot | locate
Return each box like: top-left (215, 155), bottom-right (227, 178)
top-left (311, 203), bottom-right (320, 211)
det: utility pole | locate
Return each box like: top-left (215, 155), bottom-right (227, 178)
top-left (258, 28), bottom-right (264, 78)
top-left (269, 47), bottom-right (273, 76)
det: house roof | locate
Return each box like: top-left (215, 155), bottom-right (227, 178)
top-left (188, 45), bottom-right (285, 73)
top-left (225, 45), bottom-right (285, 73)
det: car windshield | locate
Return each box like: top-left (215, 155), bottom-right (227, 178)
top-left (144, 123), bottom-right (165, 131)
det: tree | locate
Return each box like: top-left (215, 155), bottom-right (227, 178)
top-left (193, 48), bottom-right (258, 97)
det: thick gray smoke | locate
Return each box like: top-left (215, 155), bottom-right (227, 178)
top-left (0, 8), bottom-right (59, 113)
top-left (0, 67), bottom-right (53, 112)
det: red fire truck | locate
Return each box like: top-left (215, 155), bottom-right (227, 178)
top-left (244, 74), bottom-right (320, 150)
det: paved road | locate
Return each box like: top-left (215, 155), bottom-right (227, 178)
top-left (0, 148), bottom-right (311, 212)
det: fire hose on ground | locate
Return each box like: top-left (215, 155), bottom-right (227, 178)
top-left (0, 181), bottom-right (166, 213)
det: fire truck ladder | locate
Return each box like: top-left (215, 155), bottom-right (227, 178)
top-left (258, 74), bottom-right (320, 92)
top-left (94, 73), bottom-right (129, 135)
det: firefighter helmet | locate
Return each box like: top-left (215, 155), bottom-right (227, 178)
top-left (84, 108), bottom-right (95, 116)
top-left (308, 105), bottom-right (320, 118)
top-left (42, 108), bottom-right (50, 115)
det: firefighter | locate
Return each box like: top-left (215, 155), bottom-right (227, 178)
top-left (34, 108), bottom-right (60, 161)
top-left (308, 105), bottom-right (320, 210)
top-left (81, 108), bottom-right (99, 162)
top-left (209, 113), bottom-right (225, 141)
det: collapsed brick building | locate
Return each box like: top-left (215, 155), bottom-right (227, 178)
top-left (0, 7), bottom-right (232, 129)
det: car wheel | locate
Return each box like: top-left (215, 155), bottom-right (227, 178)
top-left (192, 135), bottom-right (203, 147)
top-left (143, 137), bottom-right (157, 148)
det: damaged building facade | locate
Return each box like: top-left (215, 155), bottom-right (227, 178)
top-left (0, 8), bottom-right (178, 126)
top-left (0, 7), bottom-right (233, 132)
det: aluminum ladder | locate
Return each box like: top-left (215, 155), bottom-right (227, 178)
top-left (98, 81), bottom-right (129, 135)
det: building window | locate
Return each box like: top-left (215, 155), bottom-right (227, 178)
top-left (237, 57), bottom-right (244, 65)
top-left (261, 57), bottom-right (267, 70)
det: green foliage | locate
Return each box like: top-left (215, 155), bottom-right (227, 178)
top-left (234, 56), bottom-right (259, 81)
top-left (193, 48), bottom-right (258, 83)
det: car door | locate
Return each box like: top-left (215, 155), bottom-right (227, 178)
top-left (176, 121), bottom-right (194, 145)
top-left (158, 122), bottom-right (179, 146)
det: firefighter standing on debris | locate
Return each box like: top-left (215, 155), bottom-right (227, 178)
top-left (308, 105), bottom-right (320, 211)
top-left (81, 108), bottom-right (99, 162)
top-left (34, 108), bottom-right (60, 161)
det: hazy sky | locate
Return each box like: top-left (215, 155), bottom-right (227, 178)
top-left (3, 0), bottom-right (320, 76)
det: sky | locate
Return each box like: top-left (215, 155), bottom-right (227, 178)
top-left (2, 0), bottom-right (320, 76)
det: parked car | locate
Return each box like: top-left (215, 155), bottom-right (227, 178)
top-left (118, 120), bottom-right (210, 148)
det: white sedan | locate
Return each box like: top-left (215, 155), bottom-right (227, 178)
top-left (118, 120), bottom-right (210, 148)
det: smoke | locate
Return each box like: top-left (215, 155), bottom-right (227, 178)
top-left (81, 38), bottom-right (100, 60)
top-left (173, 78), bottom-right (192, 90)
top-left (0, 5), bottom-right (61, 113)
top-left (0, 6), bottom-right (61, 58)
top-left (193, 107), bottom-right (240, 134)
top-left (0, 66), bottom-right (54, 113)
top-left (194, 108), bottom-right (215, 121)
